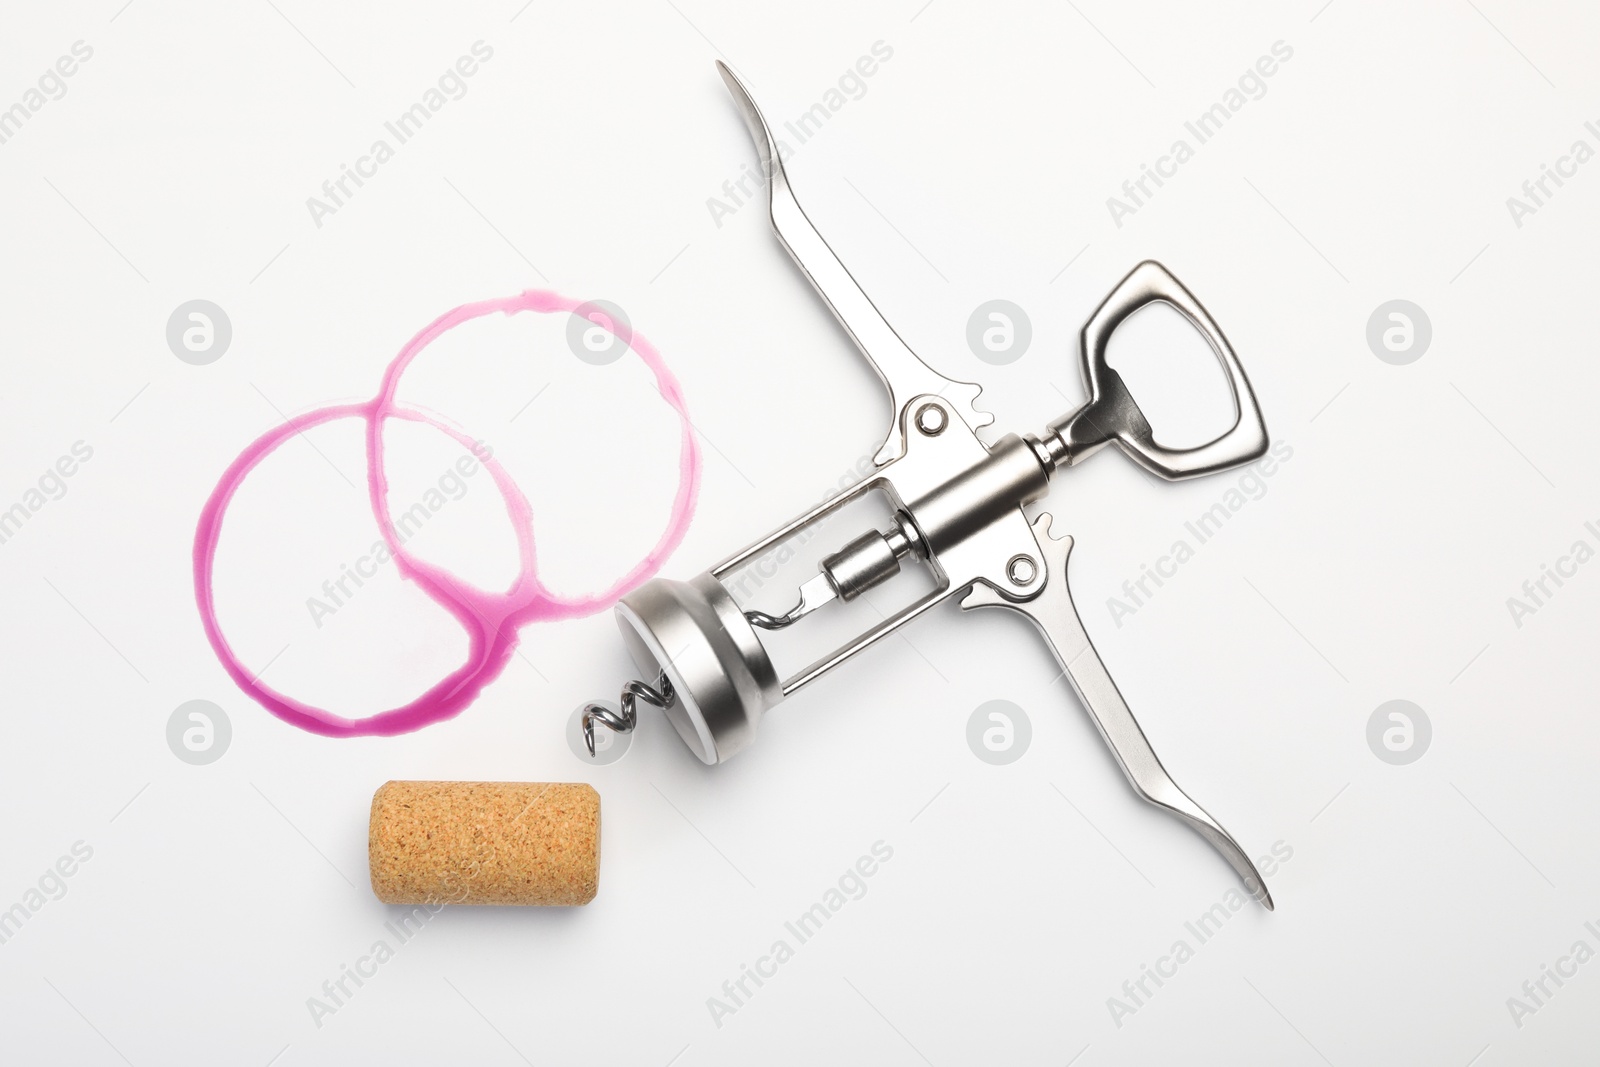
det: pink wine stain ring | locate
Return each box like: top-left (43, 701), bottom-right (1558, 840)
top-left (194, 290), bottom-right (701, 737)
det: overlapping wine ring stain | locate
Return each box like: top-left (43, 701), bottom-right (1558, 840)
top-left (194, 291), bottom-right (701, 737)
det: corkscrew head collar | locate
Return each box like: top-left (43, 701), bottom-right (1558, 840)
top-left (613, 573), bottom-right (781, 765)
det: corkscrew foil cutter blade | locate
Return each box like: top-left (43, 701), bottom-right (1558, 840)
top-left (587, 64), bottom-right (1274, 909)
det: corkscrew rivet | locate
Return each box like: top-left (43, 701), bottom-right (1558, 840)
top-left (1007, 554), bottom-right (1037, 586)
top-left (914, 403), bottom-right (947, 436)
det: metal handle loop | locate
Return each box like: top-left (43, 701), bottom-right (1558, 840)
top-left (1050, 260), bottom-right (1268, 481)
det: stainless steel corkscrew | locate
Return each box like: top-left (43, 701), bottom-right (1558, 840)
top-left (585, 63), bottom-right (1275, 908)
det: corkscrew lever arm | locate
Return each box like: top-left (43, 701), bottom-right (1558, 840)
top-left (716, 61), bottom-right (991, 467)
top-left (963, 514), bottom-right (1274, 910)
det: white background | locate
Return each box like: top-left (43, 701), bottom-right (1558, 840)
top-left (2, 0), bottom-right (1598, 1063)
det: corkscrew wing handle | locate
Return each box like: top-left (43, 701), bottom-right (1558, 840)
top-left (716, 62), bottom-right (990, 467)
top-left (961, 513), bottom-right (1273, 909)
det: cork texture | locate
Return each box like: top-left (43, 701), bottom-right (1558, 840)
top-left (368, 781), bottom-right (599, 906)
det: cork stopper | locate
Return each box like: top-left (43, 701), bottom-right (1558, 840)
top-left (368, 781), bottom-right (599, 906)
